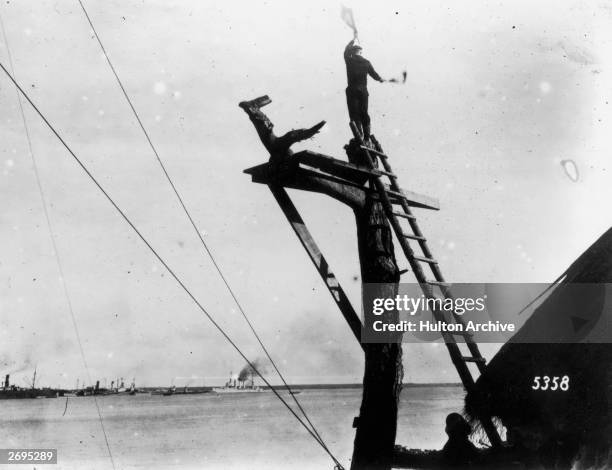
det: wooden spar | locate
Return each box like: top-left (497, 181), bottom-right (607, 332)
top-left (268, 185), bottom-right (364, 349)
top-left (239, 95), bottom-right (438, 470)
top-left (245, 153), bottom-right (440, 212)
top-left (293, 150), bottom-right (440, 211)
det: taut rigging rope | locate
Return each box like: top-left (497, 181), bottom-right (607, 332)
top-left (0, 14), bottom-right (116, 470)
top-left (76, 0), bottom-right (330, 454)
top-left (0, 61), bottom-right (344, 470)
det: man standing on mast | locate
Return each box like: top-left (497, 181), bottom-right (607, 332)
top-left (344, 32), bottom-right (385, 141)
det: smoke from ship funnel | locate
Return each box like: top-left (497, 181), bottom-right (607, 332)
top-left (238, 358), bottom-right (269, 382)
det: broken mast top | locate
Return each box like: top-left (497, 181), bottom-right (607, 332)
top-left (240, 95), bottom-right (439, 212)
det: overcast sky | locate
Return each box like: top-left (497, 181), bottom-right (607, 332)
top-left (0, 0), bottom-right (611, 388)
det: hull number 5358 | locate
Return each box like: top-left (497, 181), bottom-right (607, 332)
top-left (532, 375), bottom-right (569, 391)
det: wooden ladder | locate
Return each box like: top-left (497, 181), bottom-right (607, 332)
top-left (350, 122), bottom-right (503, 448)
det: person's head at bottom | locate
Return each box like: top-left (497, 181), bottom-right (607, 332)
top-left (445, 413), bottom-right (472, 440)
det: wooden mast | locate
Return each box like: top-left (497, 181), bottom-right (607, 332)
top-left (240, 96), bottom-right (440, 469)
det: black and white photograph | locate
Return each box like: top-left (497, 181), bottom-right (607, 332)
top-left (1, 1), bottom-right (611, 469)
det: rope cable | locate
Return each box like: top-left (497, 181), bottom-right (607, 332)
top-left (517, 272), bottom-right (566, 316)
top-left (0, 61), bottom-right (344, 469)
top-left (75, 0), bottom-right (329, 451)
top-left (0, 14), bottom-right (116, 470)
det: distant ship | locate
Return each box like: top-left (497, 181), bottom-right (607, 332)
top-left (152, 383), bottom-right (212, 396)
top-left (113, 377), bottom-right (130, 393)
top-left (105, 377), bottom-right (138, 395)
top-left (0, 373), bottom-right (39, 399)
top-left (213, 371), bottom-right (264, 393)
top-left (0, 371), bottom-right (63, 399)
top-left (121, 378), bottom-right (137, 395)
top-left (151, 384), bottom-right (176, 396)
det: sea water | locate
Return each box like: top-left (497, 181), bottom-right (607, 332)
top-left (0, 385), bottom-right (464, 469)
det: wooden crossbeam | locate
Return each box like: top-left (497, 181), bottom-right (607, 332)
top-left (244, 155), bottom-right (440, 211)
top-left (268, 185), bottom-right (364, 350)
top-left (293, 150), bottom-right (382, 181)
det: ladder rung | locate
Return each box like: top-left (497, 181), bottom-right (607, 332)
top-left (462, 356), bottom-right (486, 364)
top-left (426, 280), bottom-right (450, 287)
top-left (413, 256), bottom-right (438, 264)
top-left (392, 211), bottom-right (415, 220)
top-left (359, 145), bottom-right (388, 159)
top-left (404, 234), bottom-right (426, 241)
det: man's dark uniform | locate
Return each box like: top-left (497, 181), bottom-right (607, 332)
top-left (344, 39), bottom-right (384, 139)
